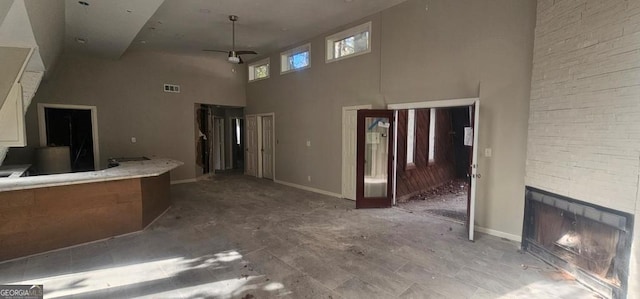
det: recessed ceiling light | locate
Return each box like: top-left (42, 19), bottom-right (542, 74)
top-left (198, 8), bottom-right (211, 14)
top-left (140, 40), bottom-right (147, 44)
top-left (78, 1), bottom-right (89, 6)
top-left (75, 37), bottom-right (87, 44)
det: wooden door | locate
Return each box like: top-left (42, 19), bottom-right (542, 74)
top-left (262, 116), bottom-right (274, 180)
top-left (245, 115), bottom-right (257, 176)
top-left (356, 110), bottom-right (395, 209)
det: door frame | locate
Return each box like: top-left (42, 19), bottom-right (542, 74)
top-left (342, 104), bottom-right (372, 200)
top-left (246, 112), bottom-right (276, 180)
top-left (388, 97), bottom-right (480, 241)
top-left (37, 103), bottom-right (100, 171)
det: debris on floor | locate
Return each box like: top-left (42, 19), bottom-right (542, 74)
top-left (398, 179), bottom-right (469, 222)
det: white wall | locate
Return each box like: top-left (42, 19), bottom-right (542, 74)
top-left (526, 0), bottom-right (640, 295)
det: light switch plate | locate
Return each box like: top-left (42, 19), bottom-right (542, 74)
top-left (131, 137), bottom-right (137, 143)
top-left (485, 148), bottom-right (492, 157)
top-left (306, 140), bottom-right (311, 147)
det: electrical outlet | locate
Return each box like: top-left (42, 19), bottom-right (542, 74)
top-left (307, 176), bottom-right (311, 182)
top-left (306, 140), bottom-right (311, 147)
top-left (131, 137), bottom-right (137, 143)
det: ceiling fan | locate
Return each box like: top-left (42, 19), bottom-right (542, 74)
top-left (204, 15), bottom-right (257, 64)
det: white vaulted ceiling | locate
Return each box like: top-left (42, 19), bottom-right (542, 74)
top-left (65, 0), bottom-right (408, 59)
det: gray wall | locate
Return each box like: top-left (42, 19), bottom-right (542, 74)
top-left (246, 0), bottom-right (537, 238)
top-left (22, 50), bottom-right (246, 181)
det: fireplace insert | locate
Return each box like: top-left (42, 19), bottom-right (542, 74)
top-left (522, 187), bottom-right (633, 299)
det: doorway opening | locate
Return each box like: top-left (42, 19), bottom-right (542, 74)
top-left (350, 98), bottom-right (479, 240)
top-left (394, 107), bottom-right (473, 224)
top-left (37, 104), bottom-right (99, 173)
top-left (231, 117), bottom-right (245, 171)
top-left (195, 104), bottom-right (244, 177)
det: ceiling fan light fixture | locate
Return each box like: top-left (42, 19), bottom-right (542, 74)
top-left (228, 56), bottom-right (240, 64)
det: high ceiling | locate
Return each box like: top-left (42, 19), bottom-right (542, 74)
top-left (65, 0), bottom-right (408, 59)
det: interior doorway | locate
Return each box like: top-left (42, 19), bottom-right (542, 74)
top-left (394, 107), bottom-right (472, 223)
top-left (37, 103), bottom-right (99, 172)
top-left (351, 98), bottom-right (479, 240)
top-left (231, 117), bottom-right (245, 170)
top-left (195, 104), bottom-right (244, 177)
top-left (387, 98), bottom-right (479, 241)
top-left (213, 117), bottom-right (225, 171)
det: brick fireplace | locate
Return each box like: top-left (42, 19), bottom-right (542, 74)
top-left (522, 187), bottom-right (634, 299)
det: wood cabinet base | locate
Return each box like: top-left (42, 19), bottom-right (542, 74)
top-left (0, 173), bottom-right (171, 261)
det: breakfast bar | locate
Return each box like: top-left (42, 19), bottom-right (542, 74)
top-left (0, 159), bottom-right (182, 261)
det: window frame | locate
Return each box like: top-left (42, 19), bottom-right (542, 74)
top-left (428, 108), bottom-right (436, 164)
top-left (406, 109), bottom-right (417, 169)
top-left (248, 57), bottom-right (270, 82)
top-left (280, 43), bottom-right (311, 74)
top-left (325, 21), bottom-right (372, 63)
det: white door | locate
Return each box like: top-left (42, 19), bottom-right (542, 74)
top-left (342, 106), bottom-right (369, 200)
top-left (262, 116), bottom-right (274, 180)
top-left (468, 103), bottom-right (480, 241)
top-left (245, 115), bottom-right (257, 176)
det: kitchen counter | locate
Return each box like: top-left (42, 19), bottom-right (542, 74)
top-left (0, 158), bottom-right (183, 261)
top-left (0, 158), bottom-right (182, 192)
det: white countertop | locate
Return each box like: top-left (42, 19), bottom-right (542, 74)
top-left (0, 159), bottom-right (183, 192)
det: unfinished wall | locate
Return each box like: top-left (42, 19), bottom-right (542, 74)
top-left (526, 0), bottom-right (640, 295)
top-left (16, 50), bottom-right (246, 181)
top-left (246, 0), bottom-right (536, 239)
top-left (396, 109), bottom-right (456, 200)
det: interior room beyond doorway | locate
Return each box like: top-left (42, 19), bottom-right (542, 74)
top-left (194, 104), bottom-right (244, 178)
top-left (395, 106), bottom-right (473, 224)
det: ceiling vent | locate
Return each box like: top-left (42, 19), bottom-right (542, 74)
top-left (163, 84), bottom-right (180, 93)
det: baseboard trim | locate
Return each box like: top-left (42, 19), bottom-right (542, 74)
top-left (274, 179), bottom-right (343, 198)
top-left (476, 226), bottom-right (522, 242)
top-left (171, 178), bottom-right (197, 185)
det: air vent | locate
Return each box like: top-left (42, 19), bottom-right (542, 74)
top-left (163, 84), bottom-right (180, 93)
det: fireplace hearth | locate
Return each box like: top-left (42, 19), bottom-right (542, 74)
top-left (522, 187), bottom-right (634, 299)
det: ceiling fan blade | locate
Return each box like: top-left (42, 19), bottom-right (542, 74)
top-left (203, 49), bottom-right (229, 53)
top-left (238, 56), bottom-right (244, 64)
top-left (236, 50), bottom-right (257, 55)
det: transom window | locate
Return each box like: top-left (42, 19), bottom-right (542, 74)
top-left (248, 58), bottom-right (270, 82)
top-left (326, 22), bottom-right (371, 62)
top-left (281, 43), bottom-right (311, 74)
